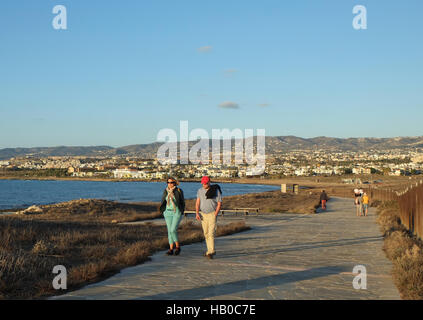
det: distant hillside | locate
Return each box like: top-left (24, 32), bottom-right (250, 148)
top-left (0, 146), bottom-right (114, 160)
top-left (266, 136), bottom-right (423, 152)
top-left (1, 136), bottom-right (422, 160)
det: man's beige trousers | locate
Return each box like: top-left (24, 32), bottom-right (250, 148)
top-left (200, 212), bottom-right (217, 254)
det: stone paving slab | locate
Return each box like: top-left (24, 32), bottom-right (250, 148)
top-left (51, 197), bottom-right (400, 300)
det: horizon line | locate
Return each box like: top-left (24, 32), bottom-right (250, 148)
top-left (1, 134), bottom-right (423, 150)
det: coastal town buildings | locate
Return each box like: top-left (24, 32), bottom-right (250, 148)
top-left (1, 149), bottom-right (423, 179)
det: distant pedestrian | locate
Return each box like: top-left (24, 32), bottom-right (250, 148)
top-left (362, 193), bottom-right (369, 216)
top-left (354, 188), bottom-right (361, 206)
top-left (320, 190), bottom-right (329, 210)
top-left (356, 197), bottom-right (363, 217)
top-left (354, 189), bottom-right (361, 216)
top-left (159, 177), bottom-right (185, 256)
top-left (195, 176), bottom-right (222, 259)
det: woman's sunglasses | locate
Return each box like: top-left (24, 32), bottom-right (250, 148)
top-left (167, 181), bottom-right (176, 185)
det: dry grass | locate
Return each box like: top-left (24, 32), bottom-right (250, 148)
top-left (15, 199), bottom-right (162, 223)
top-left (376, 201), bottom-right (423, 300)
top-left (0, 217), bottom-right (250, 300)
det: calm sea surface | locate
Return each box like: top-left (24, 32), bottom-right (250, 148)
top-left (0, 180), bottom-right (279, 210)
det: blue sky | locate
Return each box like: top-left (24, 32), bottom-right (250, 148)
top-left (0, 0), bottom-right (422, 148)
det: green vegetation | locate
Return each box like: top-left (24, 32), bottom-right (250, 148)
top-left (0, 168), bottom-right (69, 177)
top-left (344, 168), bottom-right (353, 175)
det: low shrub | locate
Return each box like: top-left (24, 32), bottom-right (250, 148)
top-left (376, 202), bottom-right (423, 300)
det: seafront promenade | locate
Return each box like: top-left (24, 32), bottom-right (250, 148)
top-left (52, 197), bottom-right (400, 300)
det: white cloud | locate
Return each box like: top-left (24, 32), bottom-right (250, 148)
top-left (197, 46), bottom-right (213, 53)
top-left (223, 69), bottom-right (238, 78)
top-left (218, 101), bottom-right (240, 109)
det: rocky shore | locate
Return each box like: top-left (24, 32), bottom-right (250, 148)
top-left (8, 187), bottom-right (322, 225)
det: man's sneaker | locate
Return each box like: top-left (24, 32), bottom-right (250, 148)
top-left (174, 247), bottom-right (181, 256)
top-left (166, 249), bottom-right (174, 256)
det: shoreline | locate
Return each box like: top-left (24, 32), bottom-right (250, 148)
top-left (1, 174), bottom-right (413, 190)
top-left (3, 174), bottom-right (410, 213)
top-left (0, 175), bottom-right (284, 186)
top-left (0, 180), bottom-right (282, 212)
top-left (0, 175), bottom-right (343, 187)
top-left (2, 188), bottom-right (322, 222)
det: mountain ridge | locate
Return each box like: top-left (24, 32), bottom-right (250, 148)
top-left (1, 136), bottom-right (422, 160)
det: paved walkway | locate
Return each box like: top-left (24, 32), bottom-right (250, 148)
top-left (52, 197), bottom-right (400, 300)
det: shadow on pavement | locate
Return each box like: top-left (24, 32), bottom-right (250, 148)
top-left (217, 235), bottom-right (383, 259)
top-left (137, 265), bottom-right (345, 300)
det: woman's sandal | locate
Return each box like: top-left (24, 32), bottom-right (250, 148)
top-left (174, 247), bottom-right (181, 256)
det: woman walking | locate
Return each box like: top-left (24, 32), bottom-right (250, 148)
top-left (354, 188), bottom-right (362, 217)
top-left (159, 177), bottom-right (185, 256)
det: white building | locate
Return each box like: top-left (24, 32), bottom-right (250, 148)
top-left (352, 167), bottom-right (371, 175)
top-left (113, 168), bottom-right (144, 179)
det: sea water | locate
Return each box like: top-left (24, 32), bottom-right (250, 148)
top-left (0, 180), bottom-right (279, 210)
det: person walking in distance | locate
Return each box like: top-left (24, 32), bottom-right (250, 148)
top-left (354, 188), bottom-right (361, 217)
top-left (159, 177), bottom-right (185, 256)
top-left (320, 190), bottom-right (329, 210)
top-left (355, 190), bottom-right (363, 217)
top-left (362, 192), bottom-right (370, 217)
top-left (195, 176), bottom-right (222, 259)
top-left (354, 189), bottom-right (361, 203)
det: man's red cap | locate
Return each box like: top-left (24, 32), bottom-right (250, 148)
top-left (201, 176), bottom-right (210, 184)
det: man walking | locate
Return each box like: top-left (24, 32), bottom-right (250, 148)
top-left (196, 176), bottom-right (222, 259)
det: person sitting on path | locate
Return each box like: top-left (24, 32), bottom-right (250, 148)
top-left (320, 190), bottom-right (329, 210)
top-left (159, 177), bottom-right (185, 256)
top-left (195, 176), bottom-right (222, 259)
